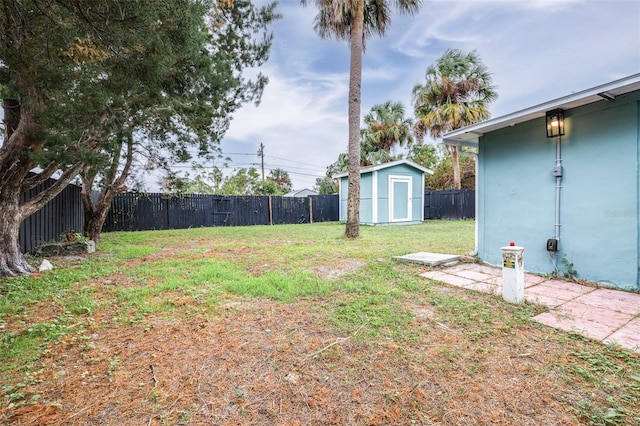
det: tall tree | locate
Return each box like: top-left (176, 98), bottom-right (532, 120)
top-left (425, 155), bottom-right (475, 190)
top-left (0, 0), bottom-right (248, 276)
top-left (327, 152), bottom-right (351, 175)
top-left (314, 176), bottom-right (338, 194)
top-left (300, 0), bottom-right (421, 238)
top-left (407, 142), bottom-right (439, 172)
top-left (217, 167), bottom-right (267, 195)
top-left (412, 49), bottom-right (497, 189)
top-left (360, 100), bottom-right (413, 165)
top-left (361, 101), bottom-right (413, 153)
top-left (160, 163), bottom-right (225, 195)
top-left (267, 168), bottom-right (292, 194)
top-left (80, 0), bottom-right (277, 241)
top-left (327, 101), bottom-right (412, 175)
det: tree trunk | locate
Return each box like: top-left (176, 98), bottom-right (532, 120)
top-left (0, 100), bottom-right (83, 277)
top-left (83, 207), bottom-right (110, 242)
top-left (2, 99), bottom-right (20, 139)
top-left (345, 0), bottom-right (364, 239)
top-left (0, 179), bottom-right (35, 276)
top-left (82, 183), bottom-right (117, 243)
top-left (0, 100), bottom-right (35, 276)
top-left (450, 144), bottom-right (461, 190)
top-left (81, 133), bottom-right (134, 242)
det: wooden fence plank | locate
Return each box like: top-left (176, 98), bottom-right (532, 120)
top-left (18, 177), bottom-right (85, 253)
top-left (424, 189), bottom-right (475, 220)
top-left (103, 193), bottom-right (338, 232)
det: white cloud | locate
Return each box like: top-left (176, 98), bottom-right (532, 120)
top-left (216, 0), bottom-right (640, 191)
top-left (223, 64), bottom-right (349, 189)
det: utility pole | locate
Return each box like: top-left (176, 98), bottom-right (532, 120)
top-left (257, 142), bottom-right (265, 180)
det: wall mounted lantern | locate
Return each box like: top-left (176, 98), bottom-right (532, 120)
top-left (546, 108), bottom-right (565, 138)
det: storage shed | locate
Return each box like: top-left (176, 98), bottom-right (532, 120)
top-left (335, 160), bottom-right (432, 226)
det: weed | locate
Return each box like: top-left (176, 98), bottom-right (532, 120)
top-left (567, 345), bottom-right (640, 425)
top-left (107, 356), bottom-right (121, 377)
top-left (27, 316), bottom-right (71, 342)
top-left (574, 399), bottom-right (629, 426)
top-left (562, 255), bottom-right (578, 280)
top-left (331, 295), bottom-right (414, 341)
top-left (1, 373), bottom-right (42, 408)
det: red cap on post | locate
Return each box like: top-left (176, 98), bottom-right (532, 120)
top-left (509, 242), bottom-right (515, 246)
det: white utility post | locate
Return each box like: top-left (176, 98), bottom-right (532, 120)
top-left (501, 243), bottom-right (525, 303)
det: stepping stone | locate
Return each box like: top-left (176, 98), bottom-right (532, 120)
top-left (393, 252), bottom-right (460, 267)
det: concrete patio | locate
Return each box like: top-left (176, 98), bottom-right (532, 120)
top-left (420, 263), bottom-right (640, 353)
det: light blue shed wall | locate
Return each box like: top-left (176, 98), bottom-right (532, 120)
top-left (372, 164), bottom-right (424, 225)
top-left (339, 173), bottom-right (374, 223)
top-left (478, 93), bottom-right (640, 290)
top-left (339, 176), bottom-right (348, 222)
top-left (339, 164), bottom-right (424, 225)
top-left (360, 173), bottom-right (374, 224)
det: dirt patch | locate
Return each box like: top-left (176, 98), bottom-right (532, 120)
top-left (314, 259), bottom-right (365, 280)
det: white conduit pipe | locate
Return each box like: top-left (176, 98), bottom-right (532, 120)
top-left (555, 136), bottom-right (562, 244)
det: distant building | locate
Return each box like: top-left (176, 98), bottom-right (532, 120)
top-left (285, 188), bottom-right (318, 197)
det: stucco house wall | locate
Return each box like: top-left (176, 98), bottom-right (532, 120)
top-left (449, 76), bottom-right (640, 290)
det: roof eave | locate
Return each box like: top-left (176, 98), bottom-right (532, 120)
top-left (333, 159), bottom-right (433, 179)
top-left (442, 73), bottom-right (640, 146)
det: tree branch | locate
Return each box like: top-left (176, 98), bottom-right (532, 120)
top-left (112, 133), bottom-right (134, 191)
top-left (19, 162), bottom-right (83, 220)
top-left (22, 161), bottom-right (60, 190)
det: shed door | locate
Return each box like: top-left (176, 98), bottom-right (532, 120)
top-left (389, 176), bottom-right (412, 222)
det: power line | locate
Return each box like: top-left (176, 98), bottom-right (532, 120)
top-left (282, 170), bottom-right (324, 178)
top-left (163, 146), bottom-right (331, 180)
top-left (221, 152), bottom-right (328, 171)
top-left (263, 163), bottom-right (322, 172)
top-left (221, 152), bottom-right (256, 156)
top-left (267, 155), bottom-right (327, 170)
top-left (164, 163), bottom-right (324, 179)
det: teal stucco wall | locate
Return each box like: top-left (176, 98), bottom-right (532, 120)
top-left (478, 92), bottom-right (640, 290)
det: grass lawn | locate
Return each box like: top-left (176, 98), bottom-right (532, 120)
top-left (1, 221), bottom-right (639, 425)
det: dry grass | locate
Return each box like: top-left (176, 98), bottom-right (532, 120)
top-left (1, 222), bottom-right (639, 425)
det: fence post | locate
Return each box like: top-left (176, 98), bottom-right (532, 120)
top-left (309, 197), bottom-right (313, 224)
top-left (268, 195), bottom-right (273, 225)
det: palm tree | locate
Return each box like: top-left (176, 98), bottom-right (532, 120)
top-left (301, 0), bottom-right (421, 238)
top-left (361, 100), bottom-right (413, 156)
top-left (412, 49), bottom-right (497, 189)
top-left (268, 168), bottom-right (293, 194)
top-left (327, 152), bottom-right (350, 175)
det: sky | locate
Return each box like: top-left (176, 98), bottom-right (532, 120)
top-left (213, 0), bottom-right (640, 192)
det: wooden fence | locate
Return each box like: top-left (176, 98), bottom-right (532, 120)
top-left (17, 187), bottom-right (474, 253)
top-left (19, 179), bottom-right (85, 253)
top-left (424, 189), bottom-right (475, 220)
top-left (102, 193), bottom-right (339, 232)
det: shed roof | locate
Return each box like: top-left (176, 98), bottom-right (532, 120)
top-left (442, 73), bottom-right (640, 148)
top-left (333, 159), bottom-right (433, 179)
